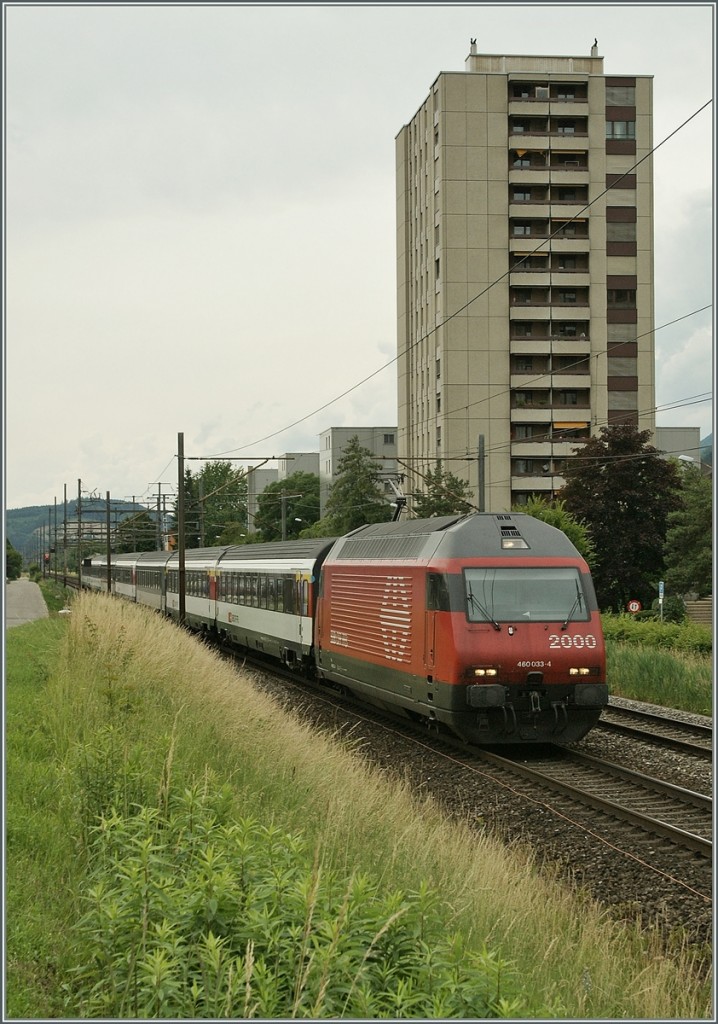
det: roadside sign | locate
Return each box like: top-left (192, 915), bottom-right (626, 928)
top-left (627, 599), bottom-right (642, 613)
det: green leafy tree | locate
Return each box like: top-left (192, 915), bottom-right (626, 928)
top-left (557, 423), bottom-right (683, 611)
top-left (412, 461), bottom-right (474, 518)
top-left (6, 539), bottom-right (23, 580)
top-left (175, 462), bottom-right (248, 548)
top-left (114, 510), bottom-right (158, 553)
top-left (323, 436), bottom-right (392, 534)
top-left (253, 472), bottom-right (321, 541)
top-left (663, 465), bottom-right (712, 598)
top-left (513, 495), bottom-right (596, 565)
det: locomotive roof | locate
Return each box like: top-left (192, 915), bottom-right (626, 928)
top-left (327, 513), bottom-right (582, 562)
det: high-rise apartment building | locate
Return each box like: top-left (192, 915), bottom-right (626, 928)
top-left (396, 43), bottom-right (654, 511)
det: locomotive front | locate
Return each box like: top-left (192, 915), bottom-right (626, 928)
top-left (431, 515), bottom-right (607, 744)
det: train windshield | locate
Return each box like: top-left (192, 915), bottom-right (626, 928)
top-left (464, 567), bottom-right (589, 624)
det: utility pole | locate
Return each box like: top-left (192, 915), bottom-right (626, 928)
top-left (77, 479), bottom-right (83, 588)
top-left (149, 483), bottom-right (172, 550)
top-left (63, 483), bottom-right (67, 588)
top-left (106, 491), bottom-right (112, 593)
top-left (177, 432), bottom-right (186, 626)
top-left (477, 435), bottom-right (485, 512)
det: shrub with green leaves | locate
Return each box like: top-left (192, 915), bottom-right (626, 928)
top-left (67, 783), bottom-right (525, 1019)
top-left (602, 614), bottom-right (712, 655)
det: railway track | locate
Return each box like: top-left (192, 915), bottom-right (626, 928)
top-left (472, 745), bottom-right (712, 858)
top-left (599, 701), bottom-right (712, 758)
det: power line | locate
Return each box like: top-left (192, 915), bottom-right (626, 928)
top-left (203, 99), bottom-right (712, 460)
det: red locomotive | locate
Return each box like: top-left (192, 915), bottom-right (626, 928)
top-left (315, 513), bottom-right (607, 744)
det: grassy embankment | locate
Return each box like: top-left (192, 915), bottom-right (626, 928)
top-left (6, 586), bottom-right (712, 1018)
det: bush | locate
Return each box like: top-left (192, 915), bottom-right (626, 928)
top-left (601, 614), bottom-right (712, 655)
top-left (68, 782), bottom-right (525, 1019)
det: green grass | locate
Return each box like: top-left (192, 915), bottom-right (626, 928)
top-left (5, 619), bottom-right (81, 1018)
top-left (5, 594), bottom-right (713, 1018)
top-left (607, 643), bottom-right (712, 715)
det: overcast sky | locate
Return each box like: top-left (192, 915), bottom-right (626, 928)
top-left (4, 2), bottom-right (714, 511)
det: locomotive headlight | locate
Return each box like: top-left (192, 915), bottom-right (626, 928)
top-left (474, 667), bottom-right (498, 677)
top-left (569, 667), bottom-right (591, 675)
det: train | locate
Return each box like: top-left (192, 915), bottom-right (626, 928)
top-left (81, 512), bottom-right (608, 745)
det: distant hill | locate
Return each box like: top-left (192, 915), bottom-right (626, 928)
top-left (6, 499), bottom-right (146, 557)
top-left (700, 433), bottom-right (712, 467)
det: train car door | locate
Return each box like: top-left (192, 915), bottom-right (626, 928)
top-left (425, 573), bottom-right (449, 671)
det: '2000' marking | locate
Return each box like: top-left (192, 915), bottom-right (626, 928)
top-left (548, 634), bottom-right (598, 649)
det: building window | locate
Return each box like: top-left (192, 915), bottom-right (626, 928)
top-left (516, 357), bottom-right (533, 372)
top-left (606, 222), bottom-right (636, 242)
top-left (607, 289), bottom-right (636, 308)
top-left (535, 86), bottom-right (549, 100)
top-left (606, 120), bottom-right (636, 139)
top-left (513, 188), bottom-right (531, 201)
top-left (513, 223), bottom-right (531, 236)
top-left (512, 288), bottom-right (532, 304)
top-left (606, 85), bottom-right (635, 105)
top-left (512, 154), bottom-right (531, 168)
top-left (557, 290), bottom-right (577, 304)
top-left (608, 390), bottom-right (638, 410)
top-left (383, 433), bottom-right (395, 445)
top-left (607, 323), bottom-right (635, 343)
top-left (607, 356), bottom-right (637, 376)
top-left (556, 87), bottom-right (576, 100)
top-left (559, 391), bottom-right (579, 406)
top-left (512, 322), bottom-right (533, 337)
top-left (557, 121), bottom-right (576, 134)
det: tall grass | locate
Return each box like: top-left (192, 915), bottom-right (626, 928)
top-left (607, 643), bottom-right (712, 715)
top-left (6, 593), bottom-right (713, 1018)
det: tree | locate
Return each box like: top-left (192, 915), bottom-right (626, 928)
top-left (6, 539), bottom-right (23, 580)
top-left (253, 472), bottom-right (321, 541)
top-left (513, 496), bottom-right (596, 565)
top-left (174, 462), bottom-right (248, 548)
top-left (663, 464), bottom-right (712, 598)
top-left (557, 423), bottom-right (683, 611)
top-left (323, 436), bottom-right (392, 534)
top-left (411, 461), bottom-right (474, 518)
top-left (114, 510), bottom-right (159, 553)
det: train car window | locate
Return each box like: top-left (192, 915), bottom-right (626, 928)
top-left (276, 578), bottom-right (284, 612)
top-left (259, 575), bottom-right (267, 608)
top-left (284, 577), bottom-right (295, 615)
top-left (250, 575), bottom-right (258, 607)
top-left (267, 577), bottom-right (276, 611)
top-left (464, 567), bottom-right (589, 623)
top-left (238, 574), bottom-right (246, 605)
top-left (300, 579), bottom-right (309, 616)
top-left (427, 573), bottom-right (451, 611)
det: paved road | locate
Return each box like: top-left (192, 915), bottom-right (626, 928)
top-left (5, 578), bottom-right (49, 629)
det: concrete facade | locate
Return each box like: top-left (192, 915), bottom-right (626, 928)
top-left (396, 45), bottom-right (654, 512)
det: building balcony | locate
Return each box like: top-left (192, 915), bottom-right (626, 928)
top-left (511, 475), bottom-right (566, 491)
top-left (509, 269), bottom-right (550, 284)
top-left (510, 306), bottom-right (551, 321)
top-left (511, 403), bottom-right (591, 420)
